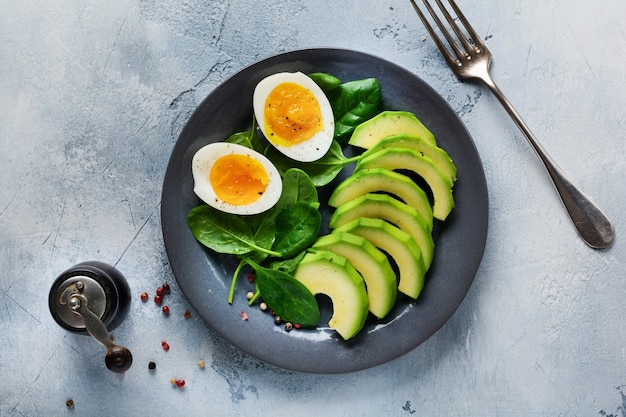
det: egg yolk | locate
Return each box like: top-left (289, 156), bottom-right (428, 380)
top-left (209, 154), bottom-right (269, 206)
top-left (264, 82), bottom-right (323, 147)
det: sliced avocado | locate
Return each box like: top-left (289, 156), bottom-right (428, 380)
top-left (313, 231), bottom-right (397, 319)
top-left (330, 193), bottom-right (434, 269)
top-left (355, 147), bottom-right (454, 221)
top-left (349, 111), bottom-right (436, 149)
top-left (294, 250), bottom-right (369, 340)
top-left (327, 168), bottom-right (434, 229)
top-left (335, 217), bottom-right (426, 300)
top-left (365, 134), bottom-right (457, 183)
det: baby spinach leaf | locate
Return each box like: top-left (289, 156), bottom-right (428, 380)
top-left (276, 168), bottom-right (319, 210)
top-left (327, 78), bottom-right (381, 143)
top-left (242, 211), bottom-right (276, 253)
top-left (265, 141), bottom-right (359, 187)
top-left (225, 118), bottom-right (265, 153)
top-left (187, 205), bottom-right (280, 257)
top-left (247, 260), bottom-right (320, 327)
top-left (237, 168), bottom-right (319, 251)
top-left (272, 202), bottom-right (321, 258)
top-left (308, 72), bottom-right (342, 93)
top-left (265, 251), bottom-right (307, 276)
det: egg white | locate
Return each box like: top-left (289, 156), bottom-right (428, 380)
top-left (253, 71), bottom-right (334, 162)
top-left (191, 142), bottom-right (282, 215)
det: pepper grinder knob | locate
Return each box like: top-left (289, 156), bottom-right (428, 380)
top-left (49, 261), bottom-right (133, 373)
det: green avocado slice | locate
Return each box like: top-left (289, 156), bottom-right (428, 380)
top-left (335, 217), bottom-right (426, 300)
top-left (313, 231), bottom-right (397, 319)
top-left (364, 134), bottom-right (457, 183)
top-left (329, 193), bottom-right (434, 269)
top-left (348, 111), bottom-right (437, 148)
top-left (355, 147), bottom-right (454, 221)
top-left (327, 168), bottom-right (434, 230)
top-left (294, 250), bottom-right (369, 340)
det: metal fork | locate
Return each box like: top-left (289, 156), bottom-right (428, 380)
top-left (410, 0), bottom-right (614, 249)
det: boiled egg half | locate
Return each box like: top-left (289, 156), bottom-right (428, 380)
top-left (253, 71), bottom-right (334, 162)
top-left (191, 142), bottom-right (282, 215)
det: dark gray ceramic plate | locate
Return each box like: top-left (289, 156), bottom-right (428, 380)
top-left (161, 48), bottom-right (488, 374)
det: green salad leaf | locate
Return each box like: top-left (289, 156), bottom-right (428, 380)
top-left (265, 251), bottom-right (307, 276)
top-left (225, 118), bottom-right (265, 153)
top-left (247, 260), bottom-right (320, 327)
top-left (272, 201), bottom-right (321, 258)
top-left (275, 168), bottom-right (320, 210)
top-left (265, 140), bottom-right (360, 187)
top-left (308, 72), bottom-right (342, 93)
top-left (326, 78), bottom-right (382, 143)
top-left (187, 205), bottom-right (280, 257)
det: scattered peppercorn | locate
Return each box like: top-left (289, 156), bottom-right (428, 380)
top-left (65, 399), bottom-right (74, 409)
top-left (162, 305), bottom-right (170, 315)
top-left (170, 377), bottom-right (186, 388)
top-left (246, 291), bottom-right (254, 300)
top-left (162, 283), bottom-right (171, 294)
top-left (184, 310), bottom-right (192, 319)
top-left (198, 360), bottom-right (205, 368)
top-left (140, 292), bottom-right (148, 302)
top-left (161, 341), bottom-right (170, 351)
top-left (247, 273), bottom-right (255, 283)
top-left (259, 302), bottom-right (268, 311)
top-left (284, 322), bottom-right (293, 331)
top-left (274, 315), bottom-right (282, 325)
top-left (154, 294), bottom-right (163, 305)
top-left (294, 323), bottom-right (301, 329)
top-left (148, 361), bottom-right (156, 370)
top-left (156, 287), bottom-right (164, 297)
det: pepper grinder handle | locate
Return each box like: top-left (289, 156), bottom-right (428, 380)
top-left (68, 293), bottom-right (133, 372)
top-left (49, 261), bottom-right (133, 373)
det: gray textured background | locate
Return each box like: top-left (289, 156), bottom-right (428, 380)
top-left (1, 0), bottom-right (625, 415)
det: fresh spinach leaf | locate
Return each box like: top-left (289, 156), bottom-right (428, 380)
top-left (247, 260), bottom-right (320, 327)
top-left (187, 205), bottom-right (281, 257)
top-left (265, 140), bottom-right (360, 187)
top-left (225, 118), bottom-right (265, 153)
top-left (272, 201), bottom-right (321, 258)
top-left (276, 168), bottom-right (319, 210)
top-left (243, 211), bottom-right (276, 253)
top-left (308, 72), bottom-right (342, 93)
top-left (327, 78), bottom-right (381, 143)
top-left (238, 167), bottom-right (319, 251)
top-left (265, 251), bottom-right (307, 276)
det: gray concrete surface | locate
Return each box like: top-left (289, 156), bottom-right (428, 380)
top-left (1, 0), bottom-right (625, 415)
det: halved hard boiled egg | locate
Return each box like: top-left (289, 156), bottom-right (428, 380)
top-left (191, 142), bottom-right (282, 215)
top-left (253, 71), bottom-right (334, 162)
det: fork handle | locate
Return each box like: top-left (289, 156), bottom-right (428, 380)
top-left (480, 75), bottom-right (614, 249)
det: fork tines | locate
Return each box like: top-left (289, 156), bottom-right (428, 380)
top-left (410, 0), bottom-right (485, 67)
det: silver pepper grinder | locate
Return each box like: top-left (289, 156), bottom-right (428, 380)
top-left (49, 261), bottom-right (133, 373)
